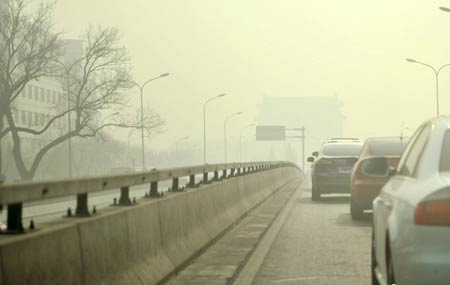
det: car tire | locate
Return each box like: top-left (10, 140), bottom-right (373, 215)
top-left (311, 184), bottom-right (321, 201)
top-left (371, 231), bottom-right (380, 285)
top-left (350, 199), bottom-right (364, 220)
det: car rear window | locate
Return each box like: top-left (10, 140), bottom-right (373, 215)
top-left (369, 140), bottom-right (408, 156)
top-left (322, 144), bottom-right (362, 157)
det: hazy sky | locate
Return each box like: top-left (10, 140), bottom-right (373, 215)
top-left (49, 0), bottom-right (450, 156)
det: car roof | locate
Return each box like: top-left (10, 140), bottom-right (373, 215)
top-left (327, 137), bottom-right (361, 141)
top-left (322, 141), bottom-right (363, 147)
top-left (365, 136), bottom-right (409, 142)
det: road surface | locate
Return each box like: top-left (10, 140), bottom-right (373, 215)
top-left (250, 189), bottom-right (372, 285)
top-left (166, 170), bottom-right (373, 285)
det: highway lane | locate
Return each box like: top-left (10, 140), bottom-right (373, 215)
top-left (251, 188), bottom-right (372, 285)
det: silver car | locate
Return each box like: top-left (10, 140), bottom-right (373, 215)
top-left (368, 118), bottom-right (450, 285)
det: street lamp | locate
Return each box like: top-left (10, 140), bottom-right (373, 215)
top-left (203, 93), bottom-right (226, 164)
top-left (129, 73), bottom-right (170, 171)
top-left (406, 58), bottom-right (450, 117)
top-left (239, 123), bottom-right (255, 162)
top-left (224, 112), bottom-right (242, 163)
top-left (52, 58), bottom-right (80, 178)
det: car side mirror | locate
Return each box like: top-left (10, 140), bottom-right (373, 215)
top-left (312, 151), bottom-right (319, 157)
top-left (361, 157), bottom-right (390, 177)
top-left (388, 167), bottom-right (397, 176)
top-left (307, 157), bottom-right (315, 163)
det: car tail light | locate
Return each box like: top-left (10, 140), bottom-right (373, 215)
top-left (415, 199), bottom-right (450, 226)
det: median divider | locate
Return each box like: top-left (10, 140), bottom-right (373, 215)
top-left (0, 164), bottom-right (303, 285)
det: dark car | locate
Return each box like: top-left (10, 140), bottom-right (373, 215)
top-left (308, 141), bottom-right (363, 201)
top-left (349, 137), bottom-right (408, 219)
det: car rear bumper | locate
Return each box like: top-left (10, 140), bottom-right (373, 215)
top-left (350, 184), bottom-right (382, 209)
top-left (394, 250), bottom-right (450, 285)
top-left (392, 224), bottom-right (450, 285)
top-left (312, 174), bottom-right (351, 193)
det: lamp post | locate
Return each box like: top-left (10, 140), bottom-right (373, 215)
top-left (129, 73), bottom-right (170, 171)
top-left (52, 58), bottom-right (80, 178)
top-left (224, 112), bottom-right (242, 163)
top-left (203, 93), bottom-right (226, 164)
top-left (406, 58), bottom-right (450, 117)
top-left (239, 124), bottom-right (255, 162)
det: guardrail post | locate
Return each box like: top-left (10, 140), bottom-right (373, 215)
top-left (119, 186), bottom-right (132, 205)
top-left (189, 174), bottom-right (195, 188)
top-left (230, 168), bottom-right (235, 178)
top-left (6, 203), bottom-right (23, 233)
top-left (76, 193), bottom-right (90, 216)
top-left (214, 171), bottom-right (219, 181)
top-left (150, 181), bottom-right (158, 197)
top-left (172, 177), bottom-right (179, 191)
top-left (237, 168), bottom-right (241, 175)
top-left (203, 172), bottom-right (209, 184)
top-left (0, 177), bottom-right (23, 233)
top-left (222, 169), bottom-right (227, 180)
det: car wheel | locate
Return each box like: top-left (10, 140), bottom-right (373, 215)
top-left (386, 247), bottom-right (396, 285)
top-left (311, 184), bottom-right (321, 201)
top-left (350, 199), bottom-right (364, 220)
top-left (371, 231), bottom-right (380, 285)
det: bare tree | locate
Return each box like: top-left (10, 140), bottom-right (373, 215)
top-left (0, 0), bottom-right (164, 231)
top-left (4, 25), bottom-right (163, 180)
top-left (0, 0), bottom-right (62, 178)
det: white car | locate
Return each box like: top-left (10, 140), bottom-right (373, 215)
top-left (368, 118), bottom-right (450, 285)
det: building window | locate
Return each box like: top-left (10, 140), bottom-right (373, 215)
top-left (27, 111), bottom-right (32, 125)
top-left (32, 86), bottom-right (37, 100)
top-left (40, 113), bottom-right (45, 126)
top-left (38, 88), bottom-right (42, 101)
top-left (52, 91), bottom-right (57, 104)
top-left (27, 86), bottom-right (32, 99)
top-left (13, 109), bottom-right (19, 123)
top-left (34, 112), bottom-right (39, 126)
top-left (40, 88), bottom-right (45, 102)
top-left (21, 110), bottom-right (26, 125)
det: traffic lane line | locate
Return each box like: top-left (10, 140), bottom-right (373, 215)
top-left (252, 191), bottom-right (372, 285)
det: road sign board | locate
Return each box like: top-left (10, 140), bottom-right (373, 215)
top-left (256, 126), bottom-right (286, 141)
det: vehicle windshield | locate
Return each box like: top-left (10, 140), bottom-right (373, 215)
top-left (321, 144), bottom-right (362, 157)
top-left (369, 140), bottom-right (408, 156)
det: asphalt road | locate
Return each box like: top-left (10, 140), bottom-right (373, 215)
top-left (250, 181), bottom-right (372, 284)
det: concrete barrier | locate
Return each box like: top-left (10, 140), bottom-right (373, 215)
top-left (0, 165), bottom-right (303, 285)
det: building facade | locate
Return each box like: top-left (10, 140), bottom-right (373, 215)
top-left (2, 39), bottom-right (83, 181)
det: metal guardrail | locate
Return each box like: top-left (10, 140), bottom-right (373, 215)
top-left (0, 161), bottom-right (290, 233)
